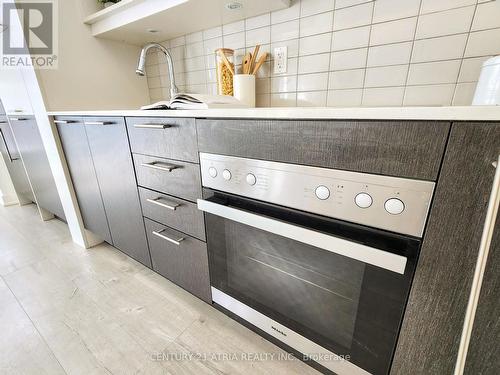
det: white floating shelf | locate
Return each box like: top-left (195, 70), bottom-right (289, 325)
top-left (84, 0), bottom-right (290, 46)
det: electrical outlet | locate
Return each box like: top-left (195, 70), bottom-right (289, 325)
top-left (274, 46), bottom-right (287, 74)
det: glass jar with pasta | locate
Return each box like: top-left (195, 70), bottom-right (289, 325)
top-left (215, 48), bottom-right (234, 96)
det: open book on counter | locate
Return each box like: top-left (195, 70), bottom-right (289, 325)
top-left (140, 93), bottom-right (247, 110)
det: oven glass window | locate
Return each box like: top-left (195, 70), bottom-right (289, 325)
top-left (204, 193), bottom-right (420, 375)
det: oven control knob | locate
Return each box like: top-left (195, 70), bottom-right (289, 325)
top-left (222, 169), bottom-right (232, 181)
top-left (385, 198), bottom-right (405, 215)
top-left (246, 173), bottom-right (257, 186)
top-left (208, 167), bottom-right (218, 178)
top-left (315, 185), bottom-right (330, 200)
top-left (355, 193), bottom-right (373, 208)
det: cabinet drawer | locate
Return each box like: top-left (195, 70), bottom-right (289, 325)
top-left (139, 187), bottom-right (205, 241)
top-left (126, 117), bottom-right (197, 163)
top-left (145, 218), bottom-right (211, 303)
top-left (133, 154), bottom-right (201, 202)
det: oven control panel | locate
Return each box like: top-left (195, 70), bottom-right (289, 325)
top-left (199, 153), bottom-right (435, 237)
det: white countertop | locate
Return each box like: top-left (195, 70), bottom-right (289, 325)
top-left (47, 106), bottom-right (500, 121)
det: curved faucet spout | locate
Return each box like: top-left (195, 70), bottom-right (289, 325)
top-left (136, 42), bottom-right (179, 99)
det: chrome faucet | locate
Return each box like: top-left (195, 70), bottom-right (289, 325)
top-left (136, 42), bottom-right (179, 98)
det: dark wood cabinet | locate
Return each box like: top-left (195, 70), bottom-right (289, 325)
top-left (391, 122), bottom-right (500, 375)
top-left (56, 117), bottom-right (112, 243)
top-left (197, 119), bottom-right (450, 180)
top-left (10, 116), bottom-right (65, 219)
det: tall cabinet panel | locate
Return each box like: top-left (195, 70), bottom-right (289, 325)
top-left (56, 117), bottom-right (112, 243)
top-left (84, 117), bottom-right (151, 267)
top-left (391, 122), bottom-right (500, 374)
top-left (9, 116), bottom-right (65, 220)
top-left (0, 118), bottom-right (34, 202)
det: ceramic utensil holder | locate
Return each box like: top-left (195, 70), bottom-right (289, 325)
top-left (233, 74), bottom-right (256, 108)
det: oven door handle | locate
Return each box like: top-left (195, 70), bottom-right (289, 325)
top-left (198, 199), bottom-right (407, 274)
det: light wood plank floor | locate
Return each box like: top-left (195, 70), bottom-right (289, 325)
top-left (0, 203), bottom-right (320, 375)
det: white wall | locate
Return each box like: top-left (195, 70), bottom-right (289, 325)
top-left (147, 0), bottom-right (500, 107)
top-left (35, 0), bottom-right (150, 110)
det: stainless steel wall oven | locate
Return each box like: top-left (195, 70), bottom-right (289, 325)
top-left (198, 153), bottom-right (435, 375)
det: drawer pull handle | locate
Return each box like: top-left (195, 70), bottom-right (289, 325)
top-left (0, 121), bottom-right (7, 124)
top-left (134, 124), bottom-right (171, 129)
top-left (84, 121), bottom-right (114, 125)
top-left (146, 197), bottom-right (180, 211)
top-left (54, 120), bottom-right (77, 124)
top-left (141, 162), bottom-right (179, 172)
top-left (10, 118), bottom-right (28, 121)
top-left (152, 229), bottom-right (184, 246)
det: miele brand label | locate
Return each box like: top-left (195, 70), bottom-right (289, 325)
top-left (271, 325), bottom-right (287, 337)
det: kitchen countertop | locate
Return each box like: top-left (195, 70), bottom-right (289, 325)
top-left (46, 106), bottom-right (500, 121)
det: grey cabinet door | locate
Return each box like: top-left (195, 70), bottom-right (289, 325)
top-left (0, 118), bottom-right (34, 202)
top-left (84, 117), bottom-right (151, 268)
top-left (391, 122), bottom-right (500, 375)
top-left (9, 116), bottom-right (65, 219)
top-left (56, 117), bottom-right (112, 243)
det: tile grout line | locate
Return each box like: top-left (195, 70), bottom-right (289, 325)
top-left (360, 1), bottom-right (375, 105)
top-left (452, 1), bottom-right (479, 105)
top-left (402, 0), bottom-right (424, 106)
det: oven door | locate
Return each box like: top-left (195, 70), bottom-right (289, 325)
top-left (198, 190), bottom-right (421, 375)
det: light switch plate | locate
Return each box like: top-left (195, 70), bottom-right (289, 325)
top-left (273, 46), bottom-right (287, 74)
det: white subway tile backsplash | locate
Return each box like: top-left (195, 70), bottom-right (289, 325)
top-left (420, 0), bottom-right (476, 15)
top-left (185, 41), bottom-right (204, 58)
top-left (297, 72), bottom-right (329, 91)
top-left (223, 20), bottom-right (245, 35)
top-left (412, 34), bottom-right (468, 63)
top-left (373, 0), bottom-right (420, 23)
top-left (203, 26), bottom-right (222, 40)
top-left (367, 42), bottom-right (412, 67)
top-left (300, 12), bottom-right (333, 37)
top-left (203, 37), bottom-right (223, 56)
top-left (332, 26), bottom-right (370, 52)
top-left (299, 33), bottom-right (333, 56)
top-left (271, 20), bottom-right (300, 42)
top-left (246, 13), bottom-right (271, 30)
top-left (415, 6), bottom-right (475, 39)
top-left (246, 27), bottom-right (270, 47)
top-left (407, 60), bottom-right (461, 85)
top-left (186, 32), bottom-right (203, 44)
top-left (465, 28), bottom-right (500, 57)
top-left (335, 0), bottom-right (373, 10)
top-left (333, 2), bottom-right (373, 31)
top-left (297, 91), bottom-right (328, 106)
top-left (331, 48), bottom-right (367, 70)
top-left (453, 82), bottom-right (477, 105)
top-left (271, 75), bottom-right (298, 93)
top-left (328, 69), bottom-right (365, 89)
top-left (327, 89), bottom-right (363, 107)
top-left (362, 87), bottom-right (405, 106)
top-left (365, 65), bottom-right (408, 87)
top-left (403, 84), bottom-right (455, 106)
top-left (271, 93), bottom-right (297, 106)
top-left (298, 53), bottom-right (330, 74)
top-left (458, 56), bottom-right (491, 83)
top-left (149, 0), bottom-right (495, 107)
top-left (271, 0), bottom-right (301, 24)
top-left (472, 1), bottom-right (500, 31)
top-left (223, 32), bottom-right (245, 50)
top-left (300, 0), bottom-right (335, 17)
top-left (370, 17), bottom-right (417, 46)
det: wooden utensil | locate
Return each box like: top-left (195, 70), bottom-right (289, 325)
top-left (242, 52), bottom-right (252, 74)
top-left (218, 49), bottom-right (234, 75)
top-left (249, 45), bottom-right (260, 74)
top-left (252, 52), bottom-right (268, 75)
